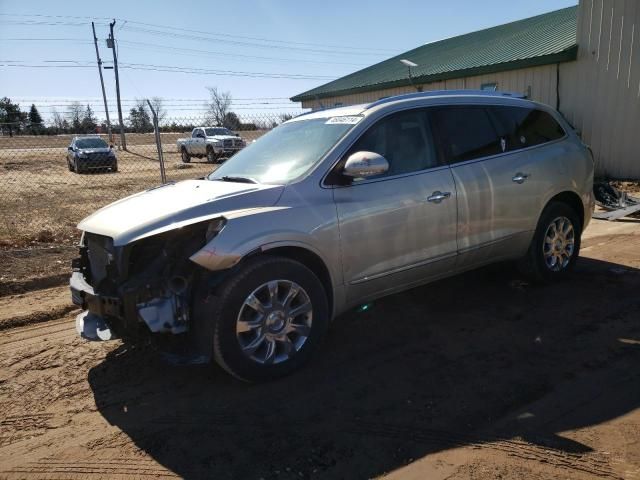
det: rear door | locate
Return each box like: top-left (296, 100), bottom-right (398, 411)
top-left (429, 105), bottom-right (567, 266)
top-left (332, 108), bottom-right (458, 304)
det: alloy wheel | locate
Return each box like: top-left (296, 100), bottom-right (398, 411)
top-left (236, 280), bottom-right (313, 365)
top-left (543, 216), bottom-right (575, 271)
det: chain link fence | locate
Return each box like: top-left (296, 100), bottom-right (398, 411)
top-left (0, 112), bottom-right (299, 287)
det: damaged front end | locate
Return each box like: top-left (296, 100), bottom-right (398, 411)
top-left (71, 218), bottom-right (225, 345)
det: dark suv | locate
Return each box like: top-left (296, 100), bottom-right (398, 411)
top-left (67, 136), bottom-right (118, 173)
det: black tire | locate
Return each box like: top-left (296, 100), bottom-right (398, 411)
top-left (73, 159), bottom-right (82, 174)
top-left (111, 162), bottom-right (118, 173)
top-left (518, 201), bottom-right (582, 282)
top-left (67, 158), bottom-right (73, 171)
top-left (206, 146), bottom-right (216, 163)
top-left (193, 256), bottom-right (329, 382)
top-left (181, 148), bottom-right (191, 163)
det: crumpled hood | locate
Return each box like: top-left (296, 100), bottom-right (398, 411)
top-left (78, 179), bottom-right (283, 246)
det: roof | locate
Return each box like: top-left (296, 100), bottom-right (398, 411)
top-left (291, 6), bottom-right (578, 102)
top-left (288, 89), bottom-right (538, 122)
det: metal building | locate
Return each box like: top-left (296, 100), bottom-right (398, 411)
top-left (291, 1), bottom-right (640, 179)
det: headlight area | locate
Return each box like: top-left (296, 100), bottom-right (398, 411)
top-left (126, 218), bottom-right (226, 335)
top-left (72, 218), bottom-right (226, 342)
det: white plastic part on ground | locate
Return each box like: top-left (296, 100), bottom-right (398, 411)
top-left (75, 310), bottom-right (118, 341)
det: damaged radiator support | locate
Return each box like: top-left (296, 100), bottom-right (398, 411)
top-left (137, 283), bottom-right (189, 334)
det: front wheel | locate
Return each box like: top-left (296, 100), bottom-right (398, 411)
top-left (195, 256), bottom-right (329, 382)
top-left (206, 147), bottom-right (216, 163)
top-left (181, 148), bottom-right (191, 163)
top-left (518, 201), bottom-right (582, 282)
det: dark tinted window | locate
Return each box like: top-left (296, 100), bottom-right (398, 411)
top-left (75, 138), bottom-right (108, 149)
top-left (489, 106), bottom-right (566, 151)
top-left (430, 107), bottom-right (501, 164)
top-left (347, 109), bottom-right (437, 179)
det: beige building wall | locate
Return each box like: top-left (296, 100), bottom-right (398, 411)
top-left (301, 0), bottom-right (639, 178)
top-left (560, 0), bottom-right (640, 179)
top-left (301, 64), bottom-right (561, 110)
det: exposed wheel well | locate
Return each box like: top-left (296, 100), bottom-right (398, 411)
top-left (547, 191), bottom-right (584, 228)
top-left (261, 246), bottom-right (333, 315)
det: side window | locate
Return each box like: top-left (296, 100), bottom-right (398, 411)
top-left (430, 107), bottom-right (501, 164)
top-left (192, 129), bottom-right (201, 138)
top-left (346, 109), bottom-right (437, 179)
top-left (489, 106), bottom-right (566, 151)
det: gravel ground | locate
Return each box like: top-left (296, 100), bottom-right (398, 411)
top-left (0, 218), bottom-right (638, 479)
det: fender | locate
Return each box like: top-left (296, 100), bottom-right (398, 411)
top-left (189, 204), bottom-right (343, 289)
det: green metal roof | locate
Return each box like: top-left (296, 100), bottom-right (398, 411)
top-left (291, 6), bottom-right (578, 102)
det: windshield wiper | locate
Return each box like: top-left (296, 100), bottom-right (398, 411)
top-left (216, 175), bottom-right (258, 184)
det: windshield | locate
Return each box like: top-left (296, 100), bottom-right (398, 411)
top-left (205, 128), bottom-right (233, 136)
top-left (207, 117), bottom-right (360, 184)
top-left (76, 138), bottom-right (108, 149)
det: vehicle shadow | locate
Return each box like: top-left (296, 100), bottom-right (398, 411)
top-left (88, 256), bottom-right (640, 479)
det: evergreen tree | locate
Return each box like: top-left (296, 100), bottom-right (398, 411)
top-left (80, 104), bottom-right (98, 133)
top-left (28, 104), bottom-right (43, 125)
top-left (128, 105), bottom-right (152, 132)
top-left (0, 97), bottom-right (25, 136)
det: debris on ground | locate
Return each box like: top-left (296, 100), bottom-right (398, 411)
top-left (592, 181), bottom-right (640, 221)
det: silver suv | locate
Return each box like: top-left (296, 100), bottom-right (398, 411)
top-left (71, 91), bottom-right (595, 381)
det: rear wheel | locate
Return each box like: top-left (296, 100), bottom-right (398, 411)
top-left (181, 148), bottom-right (191, 163)
top-left (518, 201), bottom-right (581, 282)
top-left (111, 161), bottom-right (118, 173)
top-left (194, 256), bottom-right (329, 382)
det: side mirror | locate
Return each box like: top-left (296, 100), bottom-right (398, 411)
top-left (68, 146), bottom-right (74, 151)
top-left (342, 151), bottom-right (389, 178)
top-left (109, 144), bottom-right (114, 149)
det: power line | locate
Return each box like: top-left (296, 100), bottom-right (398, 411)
top-left (0, 12), bottom-right (397, 55)
top-left (10, 96), bottom-right (292, 101)
top-left (118, 40), bottom-right (369, 67)
top-left (119, 25), bottom-right (387, 57)
top-left (0, 61), bottom-right (337, 80)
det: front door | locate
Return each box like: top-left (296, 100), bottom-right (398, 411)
top-left (331, 108), bottom-right (458, 305)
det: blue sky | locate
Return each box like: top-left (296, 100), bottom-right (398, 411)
top-left (0, 0), bottom-right (577, 121)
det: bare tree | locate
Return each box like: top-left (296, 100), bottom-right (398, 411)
top-left (205, 87), bottom-right (232, 126)
top-left (66, 102), bottom-right (84, 131)
top-left (51, 108), bottom-right (66, 130)
top-left (149, 96), bottom-right (167, 124)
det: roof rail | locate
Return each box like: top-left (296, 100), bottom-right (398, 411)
top-left (365, 89), bottom-right (526, 110)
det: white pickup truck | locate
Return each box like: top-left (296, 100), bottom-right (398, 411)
top-left (176, 127), bottom-right (246, 163)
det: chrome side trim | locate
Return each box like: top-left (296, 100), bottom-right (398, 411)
top-left (350, 252), bottom-right (457, 285)
top-left (456, 231), bottom-right (533, 255)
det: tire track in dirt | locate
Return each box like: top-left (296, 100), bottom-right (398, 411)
top-left (349, 421), bottom-right (622, 479)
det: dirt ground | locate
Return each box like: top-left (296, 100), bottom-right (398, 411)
top-left (0, 218), bottom-right (638, 479)
top-left (0, 131), bottom-right (267, 247)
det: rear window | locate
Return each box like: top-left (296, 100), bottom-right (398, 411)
top-left (488, 106), bottom-right (566, 151)
top-left (430, 107), bottom-right (501, 164)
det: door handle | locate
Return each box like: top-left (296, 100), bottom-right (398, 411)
top-left (512, 172), bottom-right (530, 184)
top-left (427, 191), bottom-right (451, 203)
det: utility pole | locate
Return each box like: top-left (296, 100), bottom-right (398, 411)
top-left (91, 22), bottom-right (112, 144)
top-left (108, 20), bottom-right (126, 150)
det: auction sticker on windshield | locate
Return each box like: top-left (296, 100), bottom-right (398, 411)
top-left (325, 116), bottom-right (362, 125)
